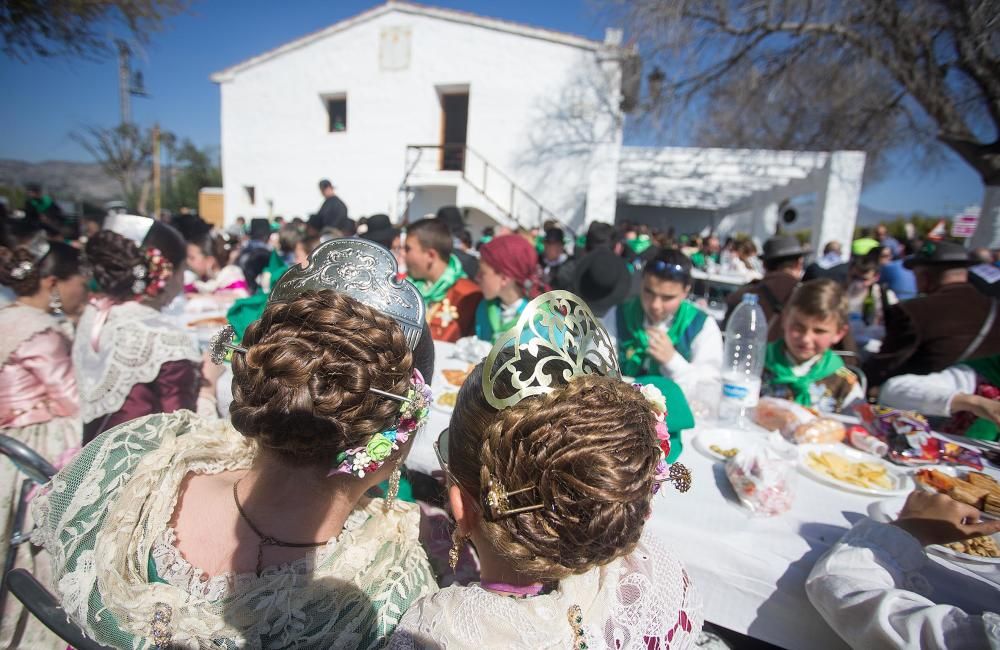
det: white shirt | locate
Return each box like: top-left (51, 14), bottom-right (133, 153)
top-left (880, 365), bottom-right (978, 418)
top-left (806, 518), bottom-right (998, 649)
top-left (602, 303), bottom-right (722, 398)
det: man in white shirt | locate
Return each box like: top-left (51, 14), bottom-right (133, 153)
top-left (806, 491), bottom-right (1000, 649)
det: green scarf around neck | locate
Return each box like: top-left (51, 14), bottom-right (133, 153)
top-left (765, 340), bottom-right (844, 406)
top-left (618, 298), bottom-right (704, 377)
top-left (962, 355), bottom-right (1000, 440)
top-left (487, 298), bottom-right (525, 341)
top-left (408, 254), bottom-right (467, 305)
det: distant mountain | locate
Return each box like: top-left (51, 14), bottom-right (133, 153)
top-left (0, 159), bottom-right (120, 203)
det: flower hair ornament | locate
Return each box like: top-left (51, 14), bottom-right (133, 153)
top-left (330, 369), bottom-right (432, 478)
top-left (131, 246), bottom-right (173, 298)
top-left (477, 291), bottom-right (690, 519)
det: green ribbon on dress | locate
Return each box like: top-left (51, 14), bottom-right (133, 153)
top-left (618, 298), bottom-right (704, 377)
top-left (408, 254), bottom-right (467, 305)
top-left (764, 340), bottom-right (844, 406)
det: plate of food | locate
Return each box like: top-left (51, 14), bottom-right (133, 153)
top-left (431, 390), bottom-right (459, 414)
top-left (868, 497), bottom-right (1000, 566)
top-left (915, 468), bottom-right (1000, 520)
top-left (441, 365), bottom-right (474, 388)
top-left (798, 444), bottom-right (912, 496)
top-left (692, 428), bottom-right (761, 461)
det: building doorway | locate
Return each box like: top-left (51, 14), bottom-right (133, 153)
top-left (440, 92), bottom-right (468, 171)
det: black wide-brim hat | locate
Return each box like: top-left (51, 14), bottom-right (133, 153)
top-left (570, 247), bottom-right (632, 317)
top-left (760, 235), bottom-right (807, 262)
top-left (360, 213), bottom-right (399, 249)
top-left (903, 241), bottom-right (974, 269)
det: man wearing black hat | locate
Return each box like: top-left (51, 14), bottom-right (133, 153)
top-left (540, 227), bottom-right (568, 287)
top-left (863, 241), bottom-right (1000, 386)
top-left (567, 245), bottom-right (632, 318)
top-left (725, 235), bottom-right (806, 340)
top-left (317, 179), bottom-right (353, 234)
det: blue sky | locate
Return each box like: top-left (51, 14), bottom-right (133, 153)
top-left (0, 0), bottom-right (982, 216)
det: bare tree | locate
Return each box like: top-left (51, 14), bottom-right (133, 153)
top-left (609, 0), bottom-right (1000, 246)
top-left (72, 123), bottom-right (158, 212)
top-left (1, 0), bottom-right (189, 61)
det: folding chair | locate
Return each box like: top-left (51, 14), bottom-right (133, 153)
top-left (6, 568), bottom-right (114, 649)
top-left (0, 434), bottom-right (57, 620)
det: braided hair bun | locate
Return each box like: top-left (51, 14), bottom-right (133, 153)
top-left (230, 290), bottom-right (414, 464)
top-left (84, 230), bottom-right (147, 300)
top-left (449, 351), bottom-right (661, 580)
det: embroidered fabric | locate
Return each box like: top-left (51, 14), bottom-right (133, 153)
top-left (388, 536), bottom-right (703, 649)
top-left (73, 301), bottom-right (201, 423)
top-left (31, 410), bottom-right (437, 649)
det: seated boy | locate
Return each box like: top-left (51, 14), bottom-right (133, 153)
top-left (603, 249), bottom-right (722, 398)
top-left (762, 278), bottom-right (864, 413)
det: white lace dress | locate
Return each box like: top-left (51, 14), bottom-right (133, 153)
top-left (31, 410), bottom-right (438, 649)
top-left (388, 536), bottom-right (703, 649)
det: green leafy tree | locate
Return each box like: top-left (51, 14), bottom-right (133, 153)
top-left (164, 140), bottom-right (221, 212)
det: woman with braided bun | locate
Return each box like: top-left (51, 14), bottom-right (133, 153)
top-left (391, 291), bottom-right (702, 649)
top-left (32, 238), bottom-right (437, 648)
top-left (0, 237), bottom-right (85, 649)
top-left (74, 215), bottom-right (207, 443)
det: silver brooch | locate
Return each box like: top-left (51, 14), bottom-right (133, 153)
top-left (208, 324), bottom-right (247, 364)
top-left (9, 261), bottom-right (34, 280)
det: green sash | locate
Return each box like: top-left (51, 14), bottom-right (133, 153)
top-left (963, 356), bottom-right (1000, 441)
top-left (764, 341), bottom-right (844, 406)
top-left (408, 254), bottom-right (467, 305)
top-left (476, 298), bottom-right (527, 343)
top-left (617, 298), bottom-right (707, 377)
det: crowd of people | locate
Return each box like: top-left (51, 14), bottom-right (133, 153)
top-left (0, 179), bottom-right (998, 648)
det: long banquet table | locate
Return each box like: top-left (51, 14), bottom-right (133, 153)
top-left (409, 342), bottom-right (999, 649)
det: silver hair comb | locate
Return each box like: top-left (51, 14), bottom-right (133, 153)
top-left (269, 238), bottom-right (425, 350)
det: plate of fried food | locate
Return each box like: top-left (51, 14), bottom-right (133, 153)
top-left (915, 468), bottom-right (1000, 520)
top-left (431, 390), bottom-right (459, 414)
top-left (869, 496), bottom-right (1000, 566)
top-left (798, 444), bottom-right (912, 496)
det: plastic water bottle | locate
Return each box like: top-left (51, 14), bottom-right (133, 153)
top-left (719, 294), bottom-right (769, 425)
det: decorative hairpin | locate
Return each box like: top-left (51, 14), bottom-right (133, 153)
top-left (483, 291), bottom-right (620, 410)
top-left (269, 238), bottom-right (425, 350)
top-left (208, 324), bottom-right (247, 364)
top-left (330, 369), bottom-right (432, 478)
top-left (10, 260), bottom-right (34, 280)
top-left (481, 478), bottom-right (544, 521)
top-left (637, 382), bottom-right (692, 495)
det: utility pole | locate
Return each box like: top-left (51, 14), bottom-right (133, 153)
top-left (117, 40), bottom-right (131, 125)
top-left (153, 124), bottom-right (161, 218)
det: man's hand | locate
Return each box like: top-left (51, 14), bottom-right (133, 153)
top-left (645, 328), bottom-right (676, 365)
top-left (892, 490), bottom-right (1000, 547)
top-left (952, 393), bottom-right (1000, 428)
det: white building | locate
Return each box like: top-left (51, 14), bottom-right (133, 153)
top-left (213, 1), bottom-right (865, 253)
top-left (212, 0), bottom-right (627, 234)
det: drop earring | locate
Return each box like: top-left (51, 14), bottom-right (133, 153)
top-left (48, 288), bottom-right (63, 316)
top-left (448, 527), bottom-right (467, 572)
top-left (384, 459), bottom-right (402, 510)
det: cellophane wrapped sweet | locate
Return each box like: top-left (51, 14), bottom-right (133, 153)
top-left (854, 404), bottom-right (983, 470)
top-left (725, 435), bottom-right (797, 516)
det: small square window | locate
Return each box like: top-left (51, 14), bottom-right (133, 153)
top-left (326, 96), bottom-right (347, 132)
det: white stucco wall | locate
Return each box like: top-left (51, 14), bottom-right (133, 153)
top-left (215, 6), bottom-right (624, 228)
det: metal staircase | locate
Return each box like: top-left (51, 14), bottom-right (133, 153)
top-left (397, 144), bottom-right (560, 228)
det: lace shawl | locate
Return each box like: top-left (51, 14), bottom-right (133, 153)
top-left (388, 537), bottom-right (703, 650)
top-left (31, 410), bottom-right (437, 649)
top-left (72, 301), bottom-right (201, 423)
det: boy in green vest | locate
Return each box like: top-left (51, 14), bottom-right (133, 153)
top-left (762, 278), bottom-right (864, 413)
top-left (603, 249), bottom-right (722, 397)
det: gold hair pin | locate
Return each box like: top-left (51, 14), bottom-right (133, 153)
top-left (481, 478), bottom-right (544, 520)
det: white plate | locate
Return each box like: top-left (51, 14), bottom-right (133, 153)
top-left (692, 428), bottom-right (764, 461)
top-left (798, 444), bottom-right (913, 496)
top-left (869, 498), bottom-right (1000, 566)
top-left (430, 391), bottom-right (459, 414)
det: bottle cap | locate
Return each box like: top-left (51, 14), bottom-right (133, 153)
top-left (742, 293), bottom-right (759, 305)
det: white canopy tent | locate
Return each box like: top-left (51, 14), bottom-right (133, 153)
top-left (616, 146), bottom-right (866, 255)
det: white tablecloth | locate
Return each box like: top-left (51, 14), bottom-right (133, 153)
top-left (406, 340), bottom-right (1000, 648)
